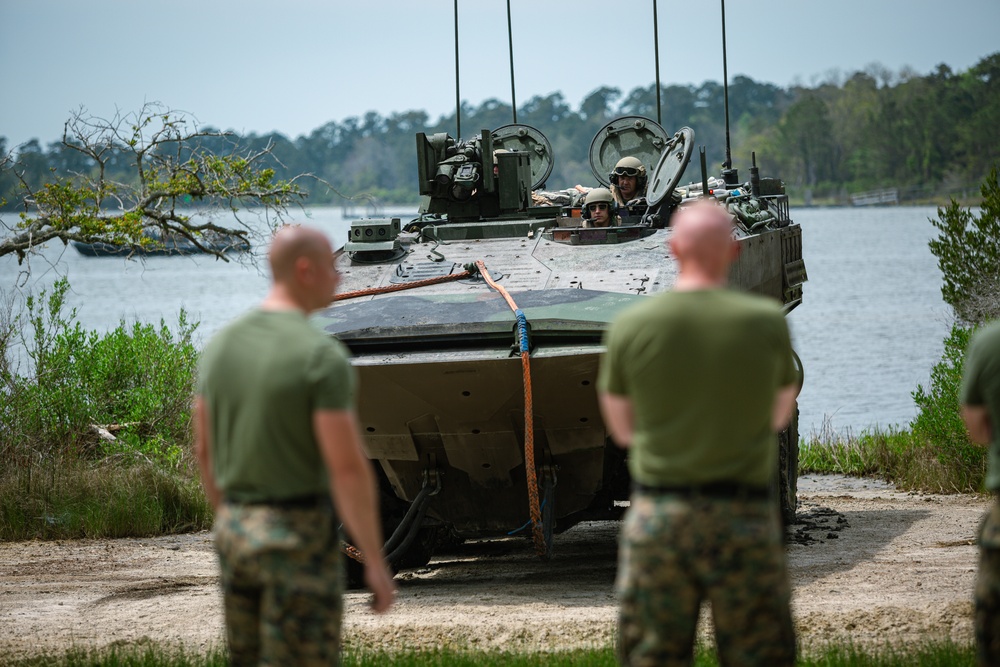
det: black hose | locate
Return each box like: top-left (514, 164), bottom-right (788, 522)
top-left (383, 484), bottom-right (434, 554)
top-left (386, 498), bottom-right (432, 565)
top-left (541, 475), bottom-right (555, 559)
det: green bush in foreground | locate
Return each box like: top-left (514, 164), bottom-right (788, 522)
top-left (911, 324), bottom-right (985, 491)
top-left (3, 640), bottom-right (977, 667)
top-left (2, 278), bottom-right (199, 465)
top-left (0, 278), bottom-right (211, 540)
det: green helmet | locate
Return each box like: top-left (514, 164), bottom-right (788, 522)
top-left (610, 156), bottom-right (648, 191)
top-left (583, 187), bottom-right (616, 220)
top-left (584, 187), bottom-right (614, 207)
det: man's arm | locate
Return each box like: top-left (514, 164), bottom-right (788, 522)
top-left (193, 396), bottom-right (222, 511)
top-left (314, 409), bottom-right (396, 613)
top-left (962, 405), bottom-right (992, 445)
top-left (772, 384), bottom-right (798, 433)
top-left (599, 392), bottom-right (634, 448)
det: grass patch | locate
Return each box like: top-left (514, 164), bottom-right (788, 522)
top-left (800, 640), bottom-right (976, 666)
top-left (2, 641), bottom-right (977, 666)
top-left (0, 455), bottom-right (212, 540)
top-left (799, 423), bottom-right (986, 494)
top-left (6, 644), bottom-right (227, 667)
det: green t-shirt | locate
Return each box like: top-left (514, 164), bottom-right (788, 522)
top-left (598, 288), bottom-right (796, 488)
top-left (197, 309), bottom-right (354, 502)
top-left (960, 320), bottom-right (1000, 491)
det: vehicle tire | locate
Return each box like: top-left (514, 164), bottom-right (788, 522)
top-left (777, 402), bottom-right (799, 525)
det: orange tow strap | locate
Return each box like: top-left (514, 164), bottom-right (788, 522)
top-left (332, 270), bottom-right (473, 301)
top-left (475, 260), bottom-right (547, 558)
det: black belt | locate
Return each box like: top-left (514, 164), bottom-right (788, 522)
top-left (632, 481), bottom-right (771, 500)
top-left (225, 494), bottom-right (329, 509)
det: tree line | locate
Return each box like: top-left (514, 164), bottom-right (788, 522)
top-left (3, 53), bottom-right (997, 208)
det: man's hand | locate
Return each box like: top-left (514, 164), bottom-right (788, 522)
top-left (599, 392), bottom-right (635, 448)
top-left (772, 384), bottom-right (799, 433)
top-left (962, 405), bottom-right (992, 445)
top-left (192, 396), bottom-right (221, 511)
top-left (315, 409), bottom-right (396, 613)
top-left (365, 561), bottom-right (397, 613)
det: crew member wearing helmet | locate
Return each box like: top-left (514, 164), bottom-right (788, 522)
top-left (609, 156), bottom-right (648, 207)
top-left (582, 187), bottom-right (620, 228)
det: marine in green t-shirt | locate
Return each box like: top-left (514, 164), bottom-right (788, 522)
top-left (961, 320), bottom-right (1000, 491)
top-left (599, 288), bottom-right (796, 488)
top-left (598, 200), bottom-right (799, 667)
top-left (198, 309), bottom-right (354, 503)
top-left (959, 319), bottom-right (1000, 663)
top-left (193, 225), bottom-right (395, 664)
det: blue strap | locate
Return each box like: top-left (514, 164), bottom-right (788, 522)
top-left (514, 309), bottom-right (530, 353)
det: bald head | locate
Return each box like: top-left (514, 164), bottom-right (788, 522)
top-left (269, 225), bottom-right (332, 279)
top-left (669, 201), bottom-right (738, 289)
top-left (264, 225), bottom-right (338, 313)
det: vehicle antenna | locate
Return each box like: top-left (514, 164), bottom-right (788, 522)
top-left (453, 0), bottom-right (462, 139)
top-left (720, 0), bottom-right (737, 185)
top-left (653, 0), bottom-right (662, 126)
top-left (507, 0), bottom-right (518, 124)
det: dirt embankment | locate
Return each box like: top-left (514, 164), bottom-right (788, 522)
top-left (0, 475), bottom-right (987, 658)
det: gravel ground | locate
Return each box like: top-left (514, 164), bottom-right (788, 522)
top-left (0, 474), bottom-right (987, 658)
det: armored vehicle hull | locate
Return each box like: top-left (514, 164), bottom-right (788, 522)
top-left (316, 120), bottom-right (806, 565)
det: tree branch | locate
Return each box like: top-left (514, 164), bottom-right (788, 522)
top-left (1, 102), bottom-right (306, 264)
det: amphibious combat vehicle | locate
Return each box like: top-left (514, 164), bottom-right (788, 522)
top-left (315, 116), bottom-right (807, 568)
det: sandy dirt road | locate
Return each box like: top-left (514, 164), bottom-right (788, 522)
top-left (0, 475), bottom-right (987, 658)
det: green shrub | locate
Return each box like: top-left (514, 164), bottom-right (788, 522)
top-left (1, 277), bottom-right (198, 467)
top-left (0, 278), bottom-right (209, 539)
top-left (910, 324), bottom-right (986, 490)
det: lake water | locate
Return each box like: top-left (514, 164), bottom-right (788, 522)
top-left (0, 205), bottom-right (953, 436)
top-left (786, 207), bottom-right (952, 435)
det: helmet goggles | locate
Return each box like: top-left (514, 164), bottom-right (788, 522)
top-left (612, 166), bottom-right (640, 177)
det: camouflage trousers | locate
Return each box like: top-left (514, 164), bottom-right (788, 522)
top-left (214, 502), bottom-right (343, 667)
top-left (616, 493), bottom-right (795, 667)
top-left (976, 499), bottom-right (1000, 666)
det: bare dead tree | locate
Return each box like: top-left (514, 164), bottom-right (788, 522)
top-left (955, 272), bottom-right (1000, 326)
top-left (0, 103), bottom-right (308, 264)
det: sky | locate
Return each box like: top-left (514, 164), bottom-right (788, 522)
top-left (2, 0), bottom-right (999, 149)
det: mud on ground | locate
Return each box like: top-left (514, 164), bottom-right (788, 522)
top-left (0, 475), bottom-right (987, 658)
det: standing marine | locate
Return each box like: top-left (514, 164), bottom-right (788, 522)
top-left (960, 319), bottom-right (1000, 665)
top-left (194, 225), bottom-right (395, 666)
top-left (599, 200), bottom-right (798, 666)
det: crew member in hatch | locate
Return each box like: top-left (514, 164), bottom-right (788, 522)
top-left (610, 156), bottom-right (648, 207)
top-left (582, 188), bottom-right (620, 228)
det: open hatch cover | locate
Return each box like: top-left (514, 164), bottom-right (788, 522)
top-left (491, 124), bottom-right (554, 190)
top-left (588, 116), bottom-right (670, 187)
